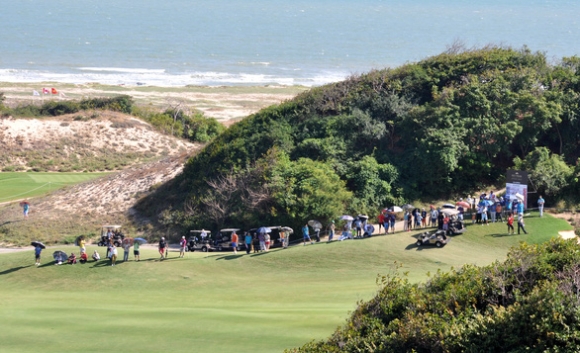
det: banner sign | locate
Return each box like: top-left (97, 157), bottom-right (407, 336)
top-left (505, 170), bottom-right (528, 209)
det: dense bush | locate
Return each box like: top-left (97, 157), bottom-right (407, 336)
top-left (286, 239), bottom-right (580, 352)
top-left (140, 46), bottom-right (580, 234)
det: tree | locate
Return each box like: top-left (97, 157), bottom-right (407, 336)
top-left (513, 147), bottom-right (572, 196)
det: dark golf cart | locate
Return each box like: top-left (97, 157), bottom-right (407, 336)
top-left (214, 228), bottom-right (241, 251)
top-left (247, 226), bottom-right (293, 250)
top-left (97, 225), bottom-right (125, 247)
top-left (415, 230), bottom-right (449, 248)
top-left (187, 230), bottom-right (214, 252)
top-left (439, 209), bottom-right (466, 235)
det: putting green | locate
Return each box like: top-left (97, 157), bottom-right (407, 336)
top-left (0, 213), bottom-right (571, 352)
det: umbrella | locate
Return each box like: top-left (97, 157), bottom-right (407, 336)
top-left (281, 226), bottom-right (294, 234)
top-left (74, 235), bottom-right (85, 246)
top-left (389, 206), bottom-right (403, 213)
top-left (440, 208), bottom-right (460, 216)
top-left (308, 220), bottom-right (322, 230)
top-left (481, 199), bottom-right (494, 207)
top-left (257, 226), bottom-right (272, 234)
top-left (456, 201), bottom-right (470, 208)
top-left (52, 250), bottom-right (67, 263)
top-left (339, 215), bottom-right (354, 221)
top-left (357, 214), bottom-right (369, 220)
top-left (134, 237), bottom-right (147, 245)
top-left (514, 193), bottom-right (525, 201)
top-left (122, 237), bottom-right (134, 246)
top-left (31, 241), bottom-right (45, 249)
top-left (19, 200), bottom-right (30, 207)
top-left (442, 203), bottom-right (455, 209)
top-left (402, 204), bottom-right (414, 210)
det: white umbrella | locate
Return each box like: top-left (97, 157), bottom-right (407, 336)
top-left (339, 215), bottom-right (354, 221)
top-left (515, 193), bottom-right (525, 201)
top-left (442, 203), bottom-right (456, 209)
top-left (308, 220), bottom-right (322, 230)
top-left (402, 204), bottom-right (414, 210)
top-left (388, 206), bottom-right (403, 213)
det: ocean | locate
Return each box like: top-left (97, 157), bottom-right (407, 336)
top-left (1, 0), bottom-right (579, 87)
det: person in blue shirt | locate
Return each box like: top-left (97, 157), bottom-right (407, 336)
top-left (537, 196), bottom-right (545, 217)
top-left (516, 200), bottom-right (525, 215)
top-left (244, 232), bottom-right (253, 254)
top-left (302, 224), bottom-right (313, 245)
top-left (34, 245), bottom-right (42, 266)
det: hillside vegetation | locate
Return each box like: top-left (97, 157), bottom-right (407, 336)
top-left (136, 46), bottom-right (580, 237)
top-left (289, 237), bottom-right (580, 352)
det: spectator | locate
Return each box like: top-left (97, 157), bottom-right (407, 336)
top-left (302, 224), bottom-right (313, 245)
top-left (231, 231), bottom-right (239, 254)
top-left (244, 231), bottom-right (253, 253)
top-left (327, 221), bottom-right (335, 242)
top-left (179, 236), bottom-right (187, 258)
top-left (158, 237), bottom-right (167, 260)
top-left (110, 245), bottom-right (117, 266)
top-left (123, 240), bottom-right (131, 262)
top-left (67, 252), bottom-right (77, 265)
top-left (517, 213), bottom-right (528, 234)
top-left (421, 209), bottom-right (427, 228)
top-left (507, 213), bottom-right (515, 235)
top-left (34, 244), bottom-right (43, 266)
top-left (537, 196), bottom-right (545, 217)
top-left (377, 212), bottom-right (385, 234)
top-left (92, 250), bottom-right (101, 262)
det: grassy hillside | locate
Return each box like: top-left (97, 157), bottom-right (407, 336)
top-left (0, 172), bottom-right (108, 203)
top-left (0, 213), bottom-right (569, 353)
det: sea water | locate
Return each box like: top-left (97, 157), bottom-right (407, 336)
top-left (1, 0), bottom-right (579, 87)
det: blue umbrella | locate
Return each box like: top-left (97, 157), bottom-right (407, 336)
top-left (365, 224), bottom-right (375, 234)
top-left (482, 199), bottom-right (494, 207)
top-left (257, 227), bottom-right (271, 234)
top-left (134, 237), bottom-right (147, 245)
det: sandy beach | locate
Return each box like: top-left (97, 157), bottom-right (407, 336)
top-left (0, 82), bottom-right (309, 124)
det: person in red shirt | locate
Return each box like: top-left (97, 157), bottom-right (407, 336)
top-left (507, 214), bottom-right (515, 235)
top-left (377, 212), bottom-right (385, 234)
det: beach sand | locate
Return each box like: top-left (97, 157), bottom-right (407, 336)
top-left (0, 82), bottom-right (309, 124)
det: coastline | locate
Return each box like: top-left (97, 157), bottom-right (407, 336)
top-left (0, 82), bottom-right (310, 123)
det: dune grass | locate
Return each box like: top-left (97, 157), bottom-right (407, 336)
top-left (0, 212), bottom-right (571, 352)
top-left (0, 172), bottom-right (108, 203)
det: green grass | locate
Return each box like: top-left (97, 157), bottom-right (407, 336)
top-left (0, 172), bottom-right (108, 203)
top-left (0, 212), bottom-right (572, 352)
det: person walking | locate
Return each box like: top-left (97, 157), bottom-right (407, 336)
top-left (34, 244), bottom-right (43, 266)
top-left (122, 240), bottom-right (131, 262)
top-left (21, 201), bottom-right (30, 219)
top-left (517, 213), bottom-right (528, 234)
top-left (179, 236), bottom-right (187, 258)
top-left (158, 237), bottom-right (167, 260)
top-left (244, 232), bottom-right (253, 253)
top-left (327, 221), bottom-right (335, 242)
top-left (537, 196), bottom-right (545, 217)
top-left (507, 213), bottom-right (515, 235)
top-left (110, 245), bottom-right (117, 266)
top-left (78, 236), bottom-right (86, 255)
top-left (231, 231), bottom-right (239, 254)
top-left (302, 224), bottom-right (313, 245)
top-left (377, 212), bottom-right (385, 234)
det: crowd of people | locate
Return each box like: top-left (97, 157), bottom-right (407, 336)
top-left (31, 192), bottom-right (545, 266)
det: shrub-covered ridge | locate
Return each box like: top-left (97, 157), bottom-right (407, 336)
top-left (288, 238), bottom-right (580, 352)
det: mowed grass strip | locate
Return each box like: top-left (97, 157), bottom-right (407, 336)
top-left (0, 172), bottom-right (108, 202)
top-left (0, 212), bottom-right (571, 353)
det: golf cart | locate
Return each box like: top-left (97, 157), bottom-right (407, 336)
top-left (98, 225), bottom-right (125, 247)
top-left (187, 230), bottom-right (214, 252)
top-left (214, 228), bottom-right (241, 251)
top-left (439, 209), bottom-right (466, 235)
top-left (415, 230), bottom-right (449, 248)
top-left (247, 226), bottom-right (292, 250)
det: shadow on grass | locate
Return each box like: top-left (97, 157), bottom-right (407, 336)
top-left (489, 233), bottom-right (519, 238)
top-left (404, 243), bottom-right (447, 251)
top-left (215, 254), bottom-right (244, 260)
top-left (0, 265), bottom-right (32, 275)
